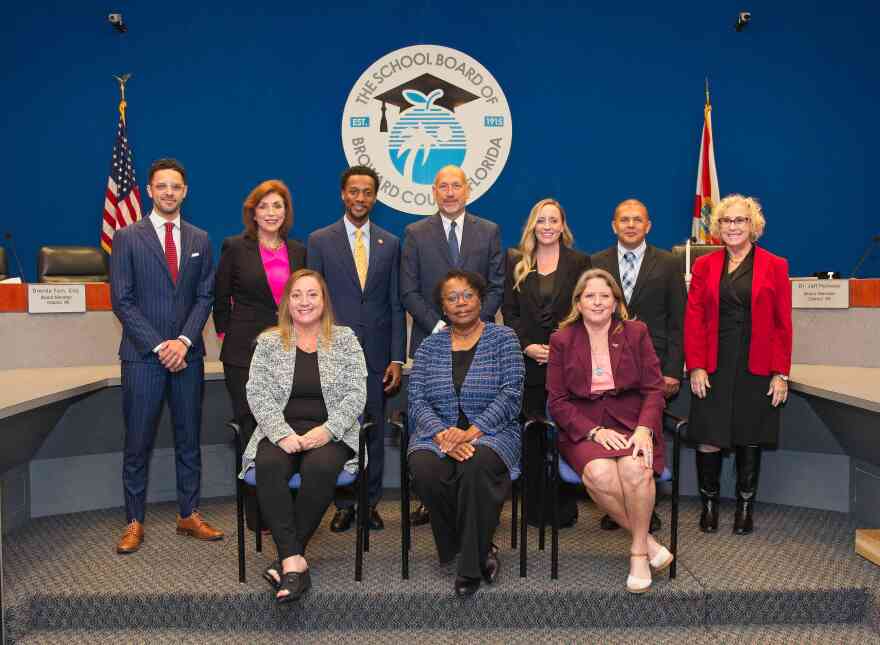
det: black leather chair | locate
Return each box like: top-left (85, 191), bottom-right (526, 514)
top-left (0, 246), bottom-right (7, 281)
top-left (37, 245), bottom-right (108, 283)
top-left (670, 243), bottom-right (724, 275)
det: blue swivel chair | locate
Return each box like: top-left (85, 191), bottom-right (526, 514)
top-left (230, 417), bottom-right (375, 583)
top-left (393, 413), bottom-right (529, 580)
top-left (524, 410), bottom-right (687, 579)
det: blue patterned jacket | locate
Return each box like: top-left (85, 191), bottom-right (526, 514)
top-left (407, 323), bottom-right (525, 479)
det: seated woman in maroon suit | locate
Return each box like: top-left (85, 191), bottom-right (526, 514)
top-left (547, 268), bottom-right (673, 593)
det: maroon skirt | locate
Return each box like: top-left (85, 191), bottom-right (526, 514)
top-left (559, 426), bottom-right (666, 479)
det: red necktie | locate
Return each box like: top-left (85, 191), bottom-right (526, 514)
top-left (164, 222), bottom-right (179, 284)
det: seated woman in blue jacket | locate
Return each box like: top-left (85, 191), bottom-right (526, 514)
top-left (407, 269), bottom-right (524, 597)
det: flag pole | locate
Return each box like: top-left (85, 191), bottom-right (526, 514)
top-left (113, 73), bottom-right (131, 123)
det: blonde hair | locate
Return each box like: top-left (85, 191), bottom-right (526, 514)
top-left (558, 268), bottom-right (629, 329)
top-left (269, 269), bottom-right (336, 351)
top-left (710, 194), bottom-right (766, 241)
top-left (512, 198), bottom-right (574, 291)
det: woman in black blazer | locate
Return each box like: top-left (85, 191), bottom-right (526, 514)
top-left (502, 197), bottom-right (591, 527)
top-left (214, 179), bottom-right (307, 441)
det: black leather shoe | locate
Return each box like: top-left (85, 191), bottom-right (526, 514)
top-left (410, 503), bottom-right (430, 526)
top-left (600, 514), bottom-right (620, 530)
top-left (482, 543), bottom-right (500, 584)
top-left (369, 506), bottom-right (385, 531)
top-left (454, 575), bottom-right (481, 597)
top-left (329, 507), bottom-right (355, 533)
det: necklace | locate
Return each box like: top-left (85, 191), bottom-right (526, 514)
top-left (452, 321), bottom-right (483, 339)
top-left (260, 237), bottom-right (283, 251)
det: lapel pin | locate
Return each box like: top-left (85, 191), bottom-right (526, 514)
top-left (612, 343), bottom-right (619, 348)
top-left (378, 238), bottom-right (384, 245)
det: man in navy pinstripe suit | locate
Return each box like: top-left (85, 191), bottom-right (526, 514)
top-left (111, 158), bottom-right (223, 554)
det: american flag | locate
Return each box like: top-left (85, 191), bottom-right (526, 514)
top-left (101, 108), bottom-right (142, 253)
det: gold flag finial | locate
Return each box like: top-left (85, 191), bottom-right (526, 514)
top-left (113, 74), bottom-right (132, 123)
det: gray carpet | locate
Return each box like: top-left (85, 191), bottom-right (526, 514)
top-left (3, 495), bottom-right (879, 642)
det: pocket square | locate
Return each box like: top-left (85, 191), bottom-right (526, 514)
top-left (191, 252), bottom-right (200, 257)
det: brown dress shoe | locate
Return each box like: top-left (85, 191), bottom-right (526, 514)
top-left (116, 520), bottom-right (144, 554)
top-left (176, 511), bottom-right (224, 541)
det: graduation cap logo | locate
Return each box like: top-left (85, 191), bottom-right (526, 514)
top-left (376, 74), bottom-right (479, 186)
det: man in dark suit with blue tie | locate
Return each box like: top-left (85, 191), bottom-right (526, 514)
top-left (111, 158), bottom-right (223, 554)
top-left (307, 165), bottom-right (405, 532)
top-left (400, 164), bottom-right (505, 525)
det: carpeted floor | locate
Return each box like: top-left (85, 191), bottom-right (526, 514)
top-left (3, 495), bottom-right (879, 642)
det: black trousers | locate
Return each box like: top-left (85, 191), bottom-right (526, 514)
top-left (255, 439), bottom-right (353, 561)
top-left (337, 370), bottom-right (385, 508)
top-left (409, 447), bottom-right (511, 579)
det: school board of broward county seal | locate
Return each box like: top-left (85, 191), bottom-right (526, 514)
top-left (341, 44), bottom-right (513, 216)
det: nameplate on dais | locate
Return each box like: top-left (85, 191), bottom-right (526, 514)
top-left (27, 284), bottom-right (86, 313)
top-left (791, 278), bottom-right (849, 309)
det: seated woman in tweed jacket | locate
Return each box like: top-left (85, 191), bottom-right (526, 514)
top-left (408, 269), bottom-right (524, 598)
top-left (241, 269), bottom-right (367, 603)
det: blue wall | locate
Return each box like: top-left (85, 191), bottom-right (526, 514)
top-left (3, 1), bottom-right (879, 281)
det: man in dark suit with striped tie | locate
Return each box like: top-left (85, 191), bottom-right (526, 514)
top-left (111, 158), bottom-right (223, 554)
top-left (400, 164), bottom-right (505, 525)
top-left (590, 198), bottom-right (687, 533)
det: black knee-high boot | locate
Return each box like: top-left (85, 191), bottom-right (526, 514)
top-left (696, 450), bottom-right (722, 533)
top-left (733, 445), bottom-right (762, 535)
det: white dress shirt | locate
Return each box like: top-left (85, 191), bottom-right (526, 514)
top-left (439, 212), bottom-right (464, 252)
top-left (148, 210), bottom-right (191, 351)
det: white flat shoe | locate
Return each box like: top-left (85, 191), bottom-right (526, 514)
top-left (650, 545), bottom-right (674, 573)
top-left (626, 553), bottom-right (652, 593)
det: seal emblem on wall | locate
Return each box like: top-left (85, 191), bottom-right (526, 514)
top-left (341, 45), bottom-right (513, 216)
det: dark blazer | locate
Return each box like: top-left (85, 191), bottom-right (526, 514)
top-left (401, 212), bottom-right (504, 356)
top-left (502, 245), bottom-right (591, 387)
top-left (591, 244), bottom-right (686, 380)
top-left (213, 234), bottom-right (306, 368)
top-left (110, 216), bottom-right (214, 362)
top-left (684, 245), bottom-right (792, 376)
top-left (547, 319), bottom-right (666, 443)
top-left (307, 219), bottom-right (405, 375)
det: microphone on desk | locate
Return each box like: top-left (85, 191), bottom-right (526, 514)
top-left (850, 234), bottom-right (880, 278)
top-left (3, 231), bottom-right (27, 280)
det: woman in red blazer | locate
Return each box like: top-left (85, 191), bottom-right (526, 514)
top-left (548, 269), bottom-right (673, 593)
top-left (685, 195), bottom-right (792, 535)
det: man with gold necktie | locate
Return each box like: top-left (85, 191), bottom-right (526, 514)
top-left (307, 165), bottom-right (405, 532)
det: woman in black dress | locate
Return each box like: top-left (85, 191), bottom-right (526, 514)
top-left (685, 195), bottom-right (792, 534)
top-left (502, 198), bottom-right (591, 527)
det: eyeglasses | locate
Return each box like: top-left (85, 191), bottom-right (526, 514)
top-left (152, 183), bottom-right (185, 193)
top-left (443, 290), bottom-right (476, 305)
top-left (718, 216), bottom-right (750, 227)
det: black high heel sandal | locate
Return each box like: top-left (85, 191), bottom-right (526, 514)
top-left (262, 560), bottom-right (281, 590)
top-left (276, 569), bottom-right (312, 604)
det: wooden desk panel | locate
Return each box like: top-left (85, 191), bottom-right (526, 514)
top-left (0, 283), bottom-right (112, 312)
top-left (851, 279), bottom-right (880, 307)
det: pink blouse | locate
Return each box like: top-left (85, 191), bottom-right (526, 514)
top-left (590, 346), bottom-right (615, 393)
top-left (259, 243), bottom-right (290, 306)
